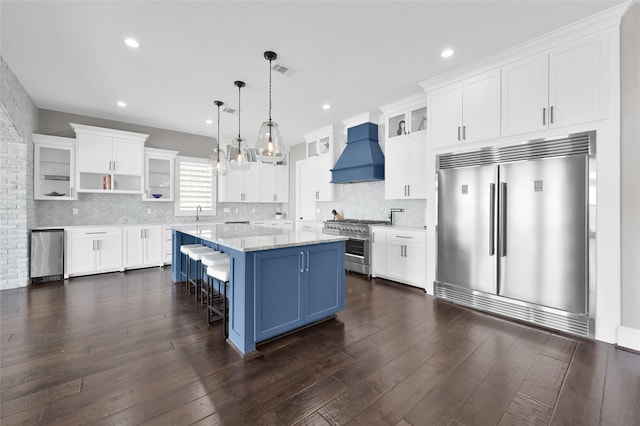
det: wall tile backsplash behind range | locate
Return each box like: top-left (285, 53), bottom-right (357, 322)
top-left (316, 181), bottom-right (426, 227)
top-left (34, 194), bottom-right (285, 227)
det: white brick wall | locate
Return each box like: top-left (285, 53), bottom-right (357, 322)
top-left (1, 112), bottom-right (29, 289)
top-left (1, 56), bottom-right (38, 289)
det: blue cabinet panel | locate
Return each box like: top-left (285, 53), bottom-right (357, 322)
top-left (306, 244), bottom-right (344, 323)
top-left (254, 247), bottom-right (304, 341)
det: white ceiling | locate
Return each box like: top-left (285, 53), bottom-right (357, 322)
top-left (0, 1), bottom-right (623, 147)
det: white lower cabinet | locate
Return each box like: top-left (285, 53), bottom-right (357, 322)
top-left (123, 225), bottom-right (163, 269)
top-left (370, 227), bottom-right (426, 289)
top-left (66, 228), bottom-right (123, 277)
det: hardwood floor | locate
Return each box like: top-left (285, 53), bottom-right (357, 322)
top-left (1, 267), bottom-right (638, 425)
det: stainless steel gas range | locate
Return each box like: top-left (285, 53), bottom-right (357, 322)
top-left (322, 219), bottom-right (391, 277)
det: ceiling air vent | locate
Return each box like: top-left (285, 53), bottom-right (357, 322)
top-left (272, 62), bottom-right (296, 76)
top-left (223, 107), bottom-right (237, 114)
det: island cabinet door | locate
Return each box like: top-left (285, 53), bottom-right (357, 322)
top-left (254, 247), bottom-right (305, 342)
top-left (304, 244), bottom-right (344, 323)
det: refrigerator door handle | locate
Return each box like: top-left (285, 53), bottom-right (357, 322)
top-left (499, 182), bottom-right (507, 257)
top-left (489, 183), bottom-right (495, 255)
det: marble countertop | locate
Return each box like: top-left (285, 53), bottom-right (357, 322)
top-left (173, 223), bottom-right (347, 252)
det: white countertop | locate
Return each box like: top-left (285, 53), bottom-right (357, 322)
top-left (174, 223), bottom-right (347, 252)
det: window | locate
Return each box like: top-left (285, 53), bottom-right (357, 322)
top-left (174, 156), bottom-right (216, 216)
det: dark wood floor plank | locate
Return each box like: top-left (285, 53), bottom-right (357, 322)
top-left (318, 348), bottom-right (429, 425)
top-left (600, 347), bottom-right (640, 425)
top-left (518, 354), bottom-right (569, 407)
top-left (549, 340), bottom-right (609, 425)
top-left (1, 267), bottom-right (639, 426)
top-left (498, 392), bottom-right (554, 426)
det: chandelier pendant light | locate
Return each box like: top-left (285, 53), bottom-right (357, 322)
top-left (256, 50), bottom-right (284, 163)
top-left (228, 80), bottom-right (251, 171)
top-left (209, 100), bottom-right (229, 176)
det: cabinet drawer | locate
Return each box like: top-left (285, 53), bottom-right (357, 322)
top-left (387, 231), bottom-right (425, 244)
top-left (66, 228), bottom-right (122, 239)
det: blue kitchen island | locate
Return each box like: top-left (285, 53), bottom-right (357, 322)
top-left (172, 223), bottom-right (347, 356)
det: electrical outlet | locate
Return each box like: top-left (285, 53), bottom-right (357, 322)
top-left (72, 208), bottom-right (78, 215)
top-left (235, 208), bottom-right (239, 213)
top-left (316, 208), bottom-right (320, 213)
top-left (147, 208), bottom-right (152, 214)
top-left (224, 208), bottom-right (230, 213)
top-left (252, 207), bottom-right (255, 213)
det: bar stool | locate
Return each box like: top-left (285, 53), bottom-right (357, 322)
top-left (179, 244), bottom-right (204, 284)
top-left (188, 246), bottom-right (216, 298)
top-left (200, 252), bottom-right (228, 306)
top-left (205, 257), bottom-right (231, 336)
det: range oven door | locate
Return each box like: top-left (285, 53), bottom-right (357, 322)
top-left (345, 237), bottom-right (368, 265)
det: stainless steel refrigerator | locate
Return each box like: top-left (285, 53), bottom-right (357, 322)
top-left (435, 132), bottom-right (595, 337)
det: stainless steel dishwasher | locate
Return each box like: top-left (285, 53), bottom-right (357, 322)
top-left (30, 229), bottom-right (64, 283)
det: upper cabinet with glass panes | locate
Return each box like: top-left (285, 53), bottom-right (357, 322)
top-left (303, 124), bottom-right (342, 159)
top-left (33, 134), bottom-right (77, 200)
top-left (380, 93), bottom-right (428, 142)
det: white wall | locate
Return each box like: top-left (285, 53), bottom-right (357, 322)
top-left (619, 2), bottom-right (640, 347)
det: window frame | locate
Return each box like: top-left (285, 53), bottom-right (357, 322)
top-left (174, 155), bottom-right (216, 217)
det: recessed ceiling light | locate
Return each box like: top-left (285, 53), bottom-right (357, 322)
top-left (322, 104), bottom-right (331, 110)
top-left (117, 101), bottom-right (127, 108)
top-left (124, 38), bottom-right (140, 48)
top-left (441, 48), bottom-right (454, 58)
top-left (205, 119), bottom-right (213, 125)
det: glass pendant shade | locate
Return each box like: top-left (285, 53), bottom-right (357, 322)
top-left (209, 100), bottom-right (229, 176)
top-left (256, 51), bottom-right (284, 163)
top-left (228, 137), bottom-right (251, 171)
top-left (228, 80), bottom-right (251, 171)
top-left (256, 120), bottom-right (284, 162)
top-left (209, 144), bottom-right (229, 176)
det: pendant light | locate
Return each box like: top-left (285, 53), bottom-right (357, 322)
top-left (256, 51), bottom-right (284, 163)
top-left (208, 100), bottom-right (229, 176)
top-left (228, 80), bottom-right (251, 171)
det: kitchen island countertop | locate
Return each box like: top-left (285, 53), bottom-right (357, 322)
top-left (173, 223), bottom-right (346, 252)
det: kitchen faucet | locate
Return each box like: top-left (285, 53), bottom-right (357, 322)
top-left (389, 208), bottom-right (404, 225)
top-left (196, 205), bottom-right (202, 221)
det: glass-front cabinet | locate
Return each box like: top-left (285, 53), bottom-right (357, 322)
top-left (385, 97), bottom-right (427, 142)
top-left (143, 148), bottom-right (178, 202)
top-left (33, 134), bottom-right (77, 200)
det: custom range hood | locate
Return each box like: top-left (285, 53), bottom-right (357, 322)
top-left (331, 122), bottom-right (385, 183)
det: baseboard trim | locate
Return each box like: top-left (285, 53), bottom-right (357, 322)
top-left (617, 325), bottom-right (640, 351)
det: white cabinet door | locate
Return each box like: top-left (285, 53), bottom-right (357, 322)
top-left (501, 53), bottom-right (549, 137)
top-left (243, 165), bottom-right (261, 202)
top-left (407, 133), bottom-right (427, 199)
top-left (95, 233), bottom-right (122, 272)
top-left (296, 159), bottom-right (316, 221)
top-left (112, 139), bottom-right (143, 175)
top-left (385, 240), bottom-right (405, 281)
top-left (66, 234), bottom-right (96, 276)
top-left (428, 83), bottom-right (462, 148)
top-left (549, 33), bottom-right (607, 127)
top-left (404, 242), bottom-right (426, 289)
top-left (218, 168), bottom-right (243, 202)
top-left (76, 134), bottom-right (112, 173)
top-left (384, 138), bottom-right (408, 199)
top-left (123, 227), bottom-right (144, 268)
top-left (315, 155), bottom-right (334, 202)
top-left (371, 228), bottom-right (386, 277)
top-left (274, 165), bottom-right (289, 203)
top-left (259, 164), bottom-right (276, 202)
top-left (143, 226), bottom-right (163, 266)
top-left (463, 70), bottom-right (501, 143)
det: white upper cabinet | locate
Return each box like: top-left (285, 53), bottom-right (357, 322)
top-left (258, 163), bottom-right (289, 203)
top-left (218, 163), bottom-right (260, 202)
top-left (33, 134), bottom-right (76, 201)
top-left (502, 31), bottom-right (608, 136)
top-left (428, 69), bottom-right (501, 148)
top-left (380, 95), bottom-right (428, 199)
top-left (71, 123), bottom-right (148, 194)
top-left (143, 148), bottom-right (178, 202)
